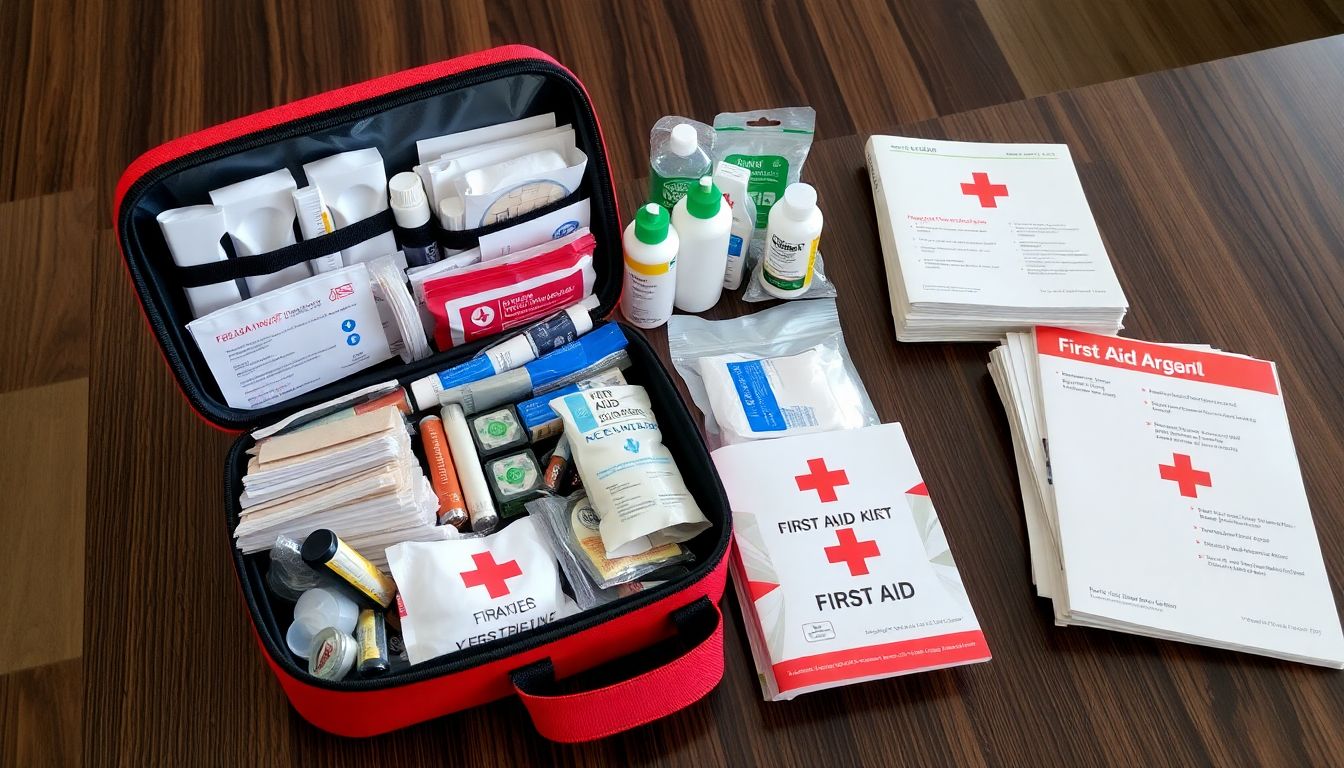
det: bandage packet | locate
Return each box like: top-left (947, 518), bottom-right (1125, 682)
top-left (549, 385), bottom-right (710, 558)
top-left (423, 231), bottom-right (597, 349)
top-left (528, 493), bottom-right (693, 597)
top-left (186, 264), bottom-right (393, 410)
top-left (667, 298), bottom-right (877, 447)
top-left (386, 517), bottom-right (573, 665)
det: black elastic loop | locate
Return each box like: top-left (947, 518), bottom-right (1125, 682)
top-left (508, 596), bottom-right (717, 696)
top-left (173, 208), bottom-right (396, 287)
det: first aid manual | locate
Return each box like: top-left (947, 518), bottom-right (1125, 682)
top-left (712, 423), bottom-right (990, 701)
top-left (866, 136), bottom-right (1127, 342)
top-left (991, 326), bottom-right (1344, 667)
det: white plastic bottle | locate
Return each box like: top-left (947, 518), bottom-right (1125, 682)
top-left (650, 123), bottom-right (712, 210)
top-left (622, 203), bottom-right (679, 329)
top-left (759, 182), bottom-right (823, 299)
top-left (672, 176), bottom-right (732, 313)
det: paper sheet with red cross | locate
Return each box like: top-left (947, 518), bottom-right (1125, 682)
top-left (1034, 327), bottom-right (1344, 664)
top-left (713, 423), bottom-right (990, 700)
top-left (867, 135), bottom-right (1126, 310)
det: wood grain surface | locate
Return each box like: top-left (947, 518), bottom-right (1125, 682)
top-left (6, 0), bottom-right (1327, 764)
top-left (80, 33), bottom-right (1344, 765)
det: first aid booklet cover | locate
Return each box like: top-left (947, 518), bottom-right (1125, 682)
top-left (712, 423), bottom-right (990, 701)
top-left (865, 135), bottom-right (1127, 340)
top-left (1036, 327), bottom-right (1344, 667)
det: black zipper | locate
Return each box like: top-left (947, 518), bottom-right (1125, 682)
top-left (116, 57), bottom-right (623, 432)
top-left (227, 323), bottom-right (733, 692)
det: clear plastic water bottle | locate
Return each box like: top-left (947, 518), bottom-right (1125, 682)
top-left (650, 123), bottom-right (712, 211)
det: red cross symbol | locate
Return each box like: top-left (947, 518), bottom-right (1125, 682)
top-left (824, 527), bottom-right (881, 576)
top-left (1158, 453), bottom-right (1212, 498)
top-left (460, 551), bottom-right (523, 598)
top-left (795, 458), bottom-right (849, 503)
top-left (960, 172), bottom-right (1009, 208)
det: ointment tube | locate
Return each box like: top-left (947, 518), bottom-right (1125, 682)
top-left (418, 415), bottom-right (469, 530)
top-left (440, 403), bottom-right (499, 534)
top-left (300, 529), bottom-right (397, 609)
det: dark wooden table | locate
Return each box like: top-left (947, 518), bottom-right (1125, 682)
top-left (87, 37), bottom-right (1344, 766)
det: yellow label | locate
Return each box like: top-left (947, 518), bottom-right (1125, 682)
top-left (803, 236), bottom-right (819, 288)
top-left (327, 540), bottom-right (397, 607)
top-left (624, 253), bottom-right (671, 276)
top-left (357, 610), bottom-right (379, 663)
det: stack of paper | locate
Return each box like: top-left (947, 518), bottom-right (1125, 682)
top-left (233, 405), bottom-right (441, 568)
top-left (989, 327), bottom-right (1344, 666)
top-left (865, 136), bottom-right (1128, 341)
top-left (713, 423), bottom-right (990, 701)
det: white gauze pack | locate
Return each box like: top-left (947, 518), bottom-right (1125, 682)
top-left (667, 298), bottom-right (878, 447)
top-left (387, 517), bottom-right (570, 665)
top-left (549, 384), bottom-right (710, 558)
top-left (697, 343), bottom-right (865, 443)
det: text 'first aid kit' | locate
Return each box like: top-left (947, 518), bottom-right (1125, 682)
top-left (113, 46), bottom-right (730, 742)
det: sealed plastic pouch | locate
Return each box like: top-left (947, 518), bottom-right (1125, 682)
top-left (527, 492), bottom-right (694, 594)
top-left (667, 298), bottom-right (877, 447)
top-left (548, 385), bottom-right (710, 557)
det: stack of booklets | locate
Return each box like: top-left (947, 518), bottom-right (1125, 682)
top-left (989, 327), bottom-right (1344, 666)
top-left (233, 405), bottom-right (443, 568)
top-left (865, 136), bottom-right (1128, 341)
top-left (712, 423), bottom-right (991, 701)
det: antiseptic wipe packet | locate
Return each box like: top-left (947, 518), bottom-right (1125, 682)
top-left (667, 298), bottom-right (878, 448)
top-left (186, 264), bottom-right (393, 410)
top-left (386, 517), bottom-right (571, 665)
top-left (549, 385), bottom-right (710, 558)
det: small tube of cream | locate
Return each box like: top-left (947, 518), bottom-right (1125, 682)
top-left (540, 436), bottom-right (571, 494)
top-left (209, 168), bottom-right (312, 296)
top-left (292, 185), bottom-right (344, 273)
top-left (440, 404), bottom-right (498, 534)
top-left (407, 298), bottom-right (606, 410)
top-left (431, 323), bottom-right (629, 415)
top-left (156, 205), bottom-right (243, 318)
top-left (418, 415), bottom-right (469, 530)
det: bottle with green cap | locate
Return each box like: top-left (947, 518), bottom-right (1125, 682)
top-left (621, 202), bottom-right (680, 329)
top-left (671, 175), bottom-right (733, 313)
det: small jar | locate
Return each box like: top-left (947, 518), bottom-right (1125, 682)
top-left (308, 627), bottom-right (358, 681)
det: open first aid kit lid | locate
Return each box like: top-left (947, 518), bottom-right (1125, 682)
top-left (111, 46), bottom-right (623, 432)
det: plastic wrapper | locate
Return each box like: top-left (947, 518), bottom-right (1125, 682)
top-left (527, 492), bottom-right (694, 606)
top-left (712, 107), bottom-right (836, 300)
top-left (667, 298), bottom-right (877, 448)
top-left (266, 534), bottom-right (320, 601)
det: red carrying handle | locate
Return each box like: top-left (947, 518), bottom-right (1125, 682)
top-left (511, 597), bottom-right (724, 742)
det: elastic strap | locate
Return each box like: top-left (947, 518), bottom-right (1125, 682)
top-left (173, 209), bottom-right (395, 287)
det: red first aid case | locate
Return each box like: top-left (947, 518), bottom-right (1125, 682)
top-left (112, 45), bottom-right (731, 742)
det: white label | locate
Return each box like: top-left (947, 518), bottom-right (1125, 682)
top-left (762, 234), bottom-right (817, 292)
top-left (622, 258), bottom-right (676, 328)
top-left (186, 266), bottom-right (393, 410)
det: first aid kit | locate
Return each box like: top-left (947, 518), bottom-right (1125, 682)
top-left (113, 46), bottom-right (731, 742)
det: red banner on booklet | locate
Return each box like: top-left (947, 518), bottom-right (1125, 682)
top-left (1035, 326), bottom-right (1279, 395)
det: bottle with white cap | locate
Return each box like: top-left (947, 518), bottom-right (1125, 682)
top-left (622, 202), bottom-right (679, 329)
top-left (650, 123), bottom-right (712, 210)
top-left (388, 171), bottom-right (442, 268)
top-left (759, 182), bottom-right (823, 300)
top-left (672, 176), bottom-right (732, 313)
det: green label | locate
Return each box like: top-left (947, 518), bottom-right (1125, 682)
top-left (724, 154), bottom-right (789, 228)
top-left (505, 466), bottom-right (524, 484)
top-left (487, 420), bottom-right (507, 437)
top-left (764, 269), bottom-right (805, 291)
top-left (650, 172), bottom-right (693, 210)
